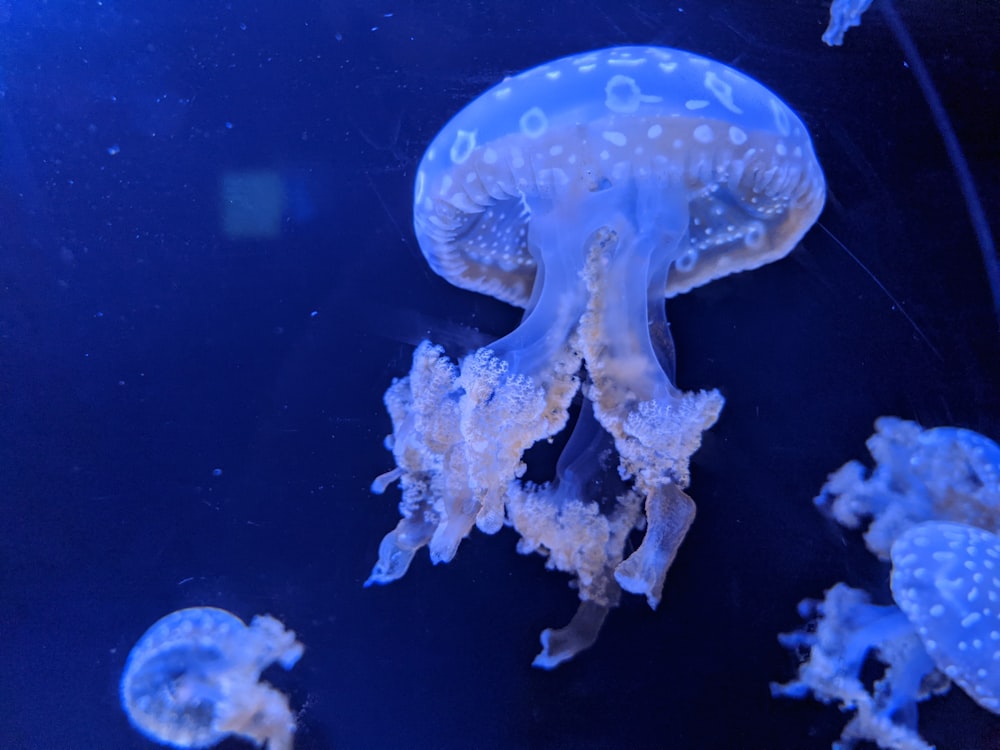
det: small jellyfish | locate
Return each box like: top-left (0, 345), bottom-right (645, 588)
top-left (822, 0), bottom-right (874, 46)
top-left (120, 607), bottom-right (304, 750)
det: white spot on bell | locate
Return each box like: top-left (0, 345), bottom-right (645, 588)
top-left (520, 107), bottom-right (548, 138)
top-left (705, 71), bottom-right (742, 114)
top-left (693, 124), bottom-right (714, 144)
top-left (676, 249), bottom-right (698, 272)
top-left (450, 129), bottom-right (477, 164)
top-left (770, 97), bottom-right (791, 137)
top-left (605, 74), bottom-right (642, 113)
top-left (602, 131), bottom-right (627, 147)
top-left (605, 74), bottom-right (663, 114)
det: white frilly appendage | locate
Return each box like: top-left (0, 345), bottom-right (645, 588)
top-left (771, 584), bottom-right (943, 750)
top-left (366, 341), bottom-right (470, 584)
top-left (366, 335), bottom-right (582, 586)
top-left (815, 416), bottom-right (1000, 560)
top-left (579, 218), bottom-right (723, 610)
top-left (368, 182), bottom-right (724, 665)
top-left (507, 400), bottom-right (643, 667)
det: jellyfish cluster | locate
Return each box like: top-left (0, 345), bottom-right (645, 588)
top-left (365, 45), bottom-right (826, 667)
top-left (117, 38), bottom-right (997, 750)
top-left (772, 418), bottom-right (1000, 749)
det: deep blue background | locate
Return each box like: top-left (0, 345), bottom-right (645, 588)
top-left (1, 1), bottom-right (998, 748)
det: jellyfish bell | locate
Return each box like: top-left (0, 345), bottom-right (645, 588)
top-left (890, 521), bottom-right (1000, 715)
top-left (413, 45), bottom-right (826, 306)
top-left (370, 45), bottom-right (826, 665)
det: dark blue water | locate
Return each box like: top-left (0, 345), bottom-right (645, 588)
top-left (1, 1), bottom-right (997, 748)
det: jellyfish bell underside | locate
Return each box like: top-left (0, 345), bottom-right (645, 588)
top-left (368, 45), bottom-right (825, 667)
top-left (120, 607), bottom-right (304, 750)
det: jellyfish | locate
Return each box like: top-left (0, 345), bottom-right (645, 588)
top-left (120, 607), bottom-right (304, 750)
top-left (368, 45), bottom-right (826, 665)
top-left (772, 522), bottom-right (1000, 750)
top-left (816, 416), bottom-right (1000, 559)
top-left (773, 419), bottom-right (1000, 748)
top-left (822, 0), bottom-right (874, 46)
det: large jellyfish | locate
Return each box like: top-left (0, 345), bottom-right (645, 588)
top-left (773, 419), bottom-right (1000, 749)
top-left (368, 45), bottom-right (826, 666)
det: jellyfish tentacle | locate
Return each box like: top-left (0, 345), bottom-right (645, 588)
top-left (455, 193), bottom-right (612, 533)
top-left (577, 180), bottom-right (724, 606)
top-left (507, 399), bottom-right (643, 667)
top-left (366, 340), bottom-right (473, 584)
top-left (455, 340), bottom-right (581, 534)
top-left (582, 181), bottom-right (723, 484)
top-left (534, 600), bottom-right (612, 670)
top-left (615, 482), bottom-right (697, 608)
